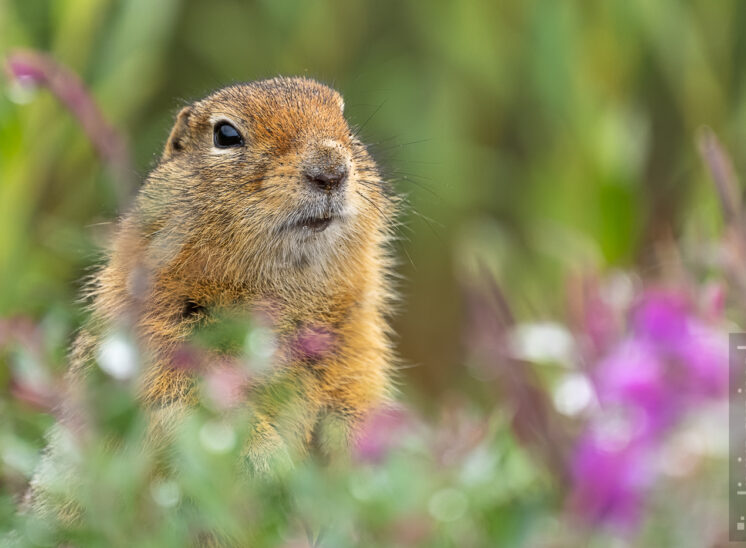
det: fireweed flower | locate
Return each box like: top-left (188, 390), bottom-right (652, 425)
top-left (569, 289), bottom-right (727, 529)
top-left (292, 324), bottom-right (335, 361)
top-left (570, 429), bottom-right (653, 528)
top-left (5, 50), bottom-right (132, 192)
top-left (631, 291), bottom-right (727, 399)
top-left (354, 406), bottom-right (413, 463)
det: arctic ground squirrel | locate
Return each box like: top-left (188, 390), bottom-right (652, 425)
top-left (27, 77), bottom-right (399, 520)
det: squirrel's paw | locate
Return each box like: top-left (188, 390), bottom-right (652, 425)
top-left (243, 420), bottom-right (294, 478)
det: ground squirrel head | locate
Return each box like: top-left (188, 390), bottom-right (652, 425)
top-left (134, 77), bottom-right (395, 281)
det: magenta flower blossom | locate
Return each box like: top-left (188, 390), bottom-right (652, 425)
top-left (569, 288), bottom-right (728, 530)
top-left (570, 429), bottom-right (653, 528)
top-left (631, 291), bottom-right (690, 346)
top-left (354, 406), bottom-right (413, 463)
top-left (292, 324), bottom-right (335, 361)
top-left (593, 338), bottom-right (673, 439)
top-left (632, 291), bottom-right (728, 399)
top-left (203, 362), bottom-right (251, 411)
top-left (5, 50), bottom-right (132, 198)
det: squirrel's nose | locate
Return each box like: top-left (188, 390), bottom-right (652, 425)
top-left (304, 164), bottom-right (348, 192)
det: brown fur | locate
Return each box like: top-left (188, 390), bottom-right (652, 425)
top-left (30, 77), bottom-right (399, 513)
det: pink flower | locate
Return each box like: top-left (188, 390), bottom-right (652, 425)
top-left (632, 290), bottom-right (727, 399)
top-left (593, 338), bottom-right (674, 439)
top-left (203, 362), bottom-right (251, 411)
top-left (354, 406), bottom-right (412, 463)
top-left (570, 429), bottom-right (653, 529)
top-left (293, 325), bottom-right (335, 361)
top-left (570, 288), bottom-right (727, 529)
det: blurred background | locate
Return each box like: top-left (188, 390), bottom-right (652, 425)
top-left (1, 1), bottom-right (744, 546)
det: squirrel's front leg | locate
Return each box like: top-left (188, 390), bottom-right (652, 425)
top-left (243, 366), bottom-right (322, 476)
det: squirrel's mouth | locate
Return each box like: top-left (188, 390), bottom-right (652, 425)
top-left (292, 215), bottom-right (334, 233)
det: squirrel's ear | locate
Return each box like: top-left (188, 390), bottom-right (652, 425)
top-left (162, 106), bottom-right (193, 160)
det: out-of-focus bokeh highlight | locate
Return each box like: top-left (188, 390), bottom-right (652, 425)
top-left (1, 1), bottom-right (743, 545)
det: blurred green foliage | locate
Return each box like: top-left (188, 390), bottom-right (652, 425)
top-left (0, 1), bottom-right (741, 545)
top-left (4, 353), bottom-right (555, 547)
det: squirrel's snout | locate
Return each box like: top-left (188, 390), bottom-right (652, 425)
top-left (304, 164), bottom-right (348, 192)
top-left (303, 141), bottom-right (350, 192)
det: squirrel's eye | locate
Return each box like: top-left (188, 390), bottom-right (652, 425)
top-left (214, 122), bottom-right (243, 148)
